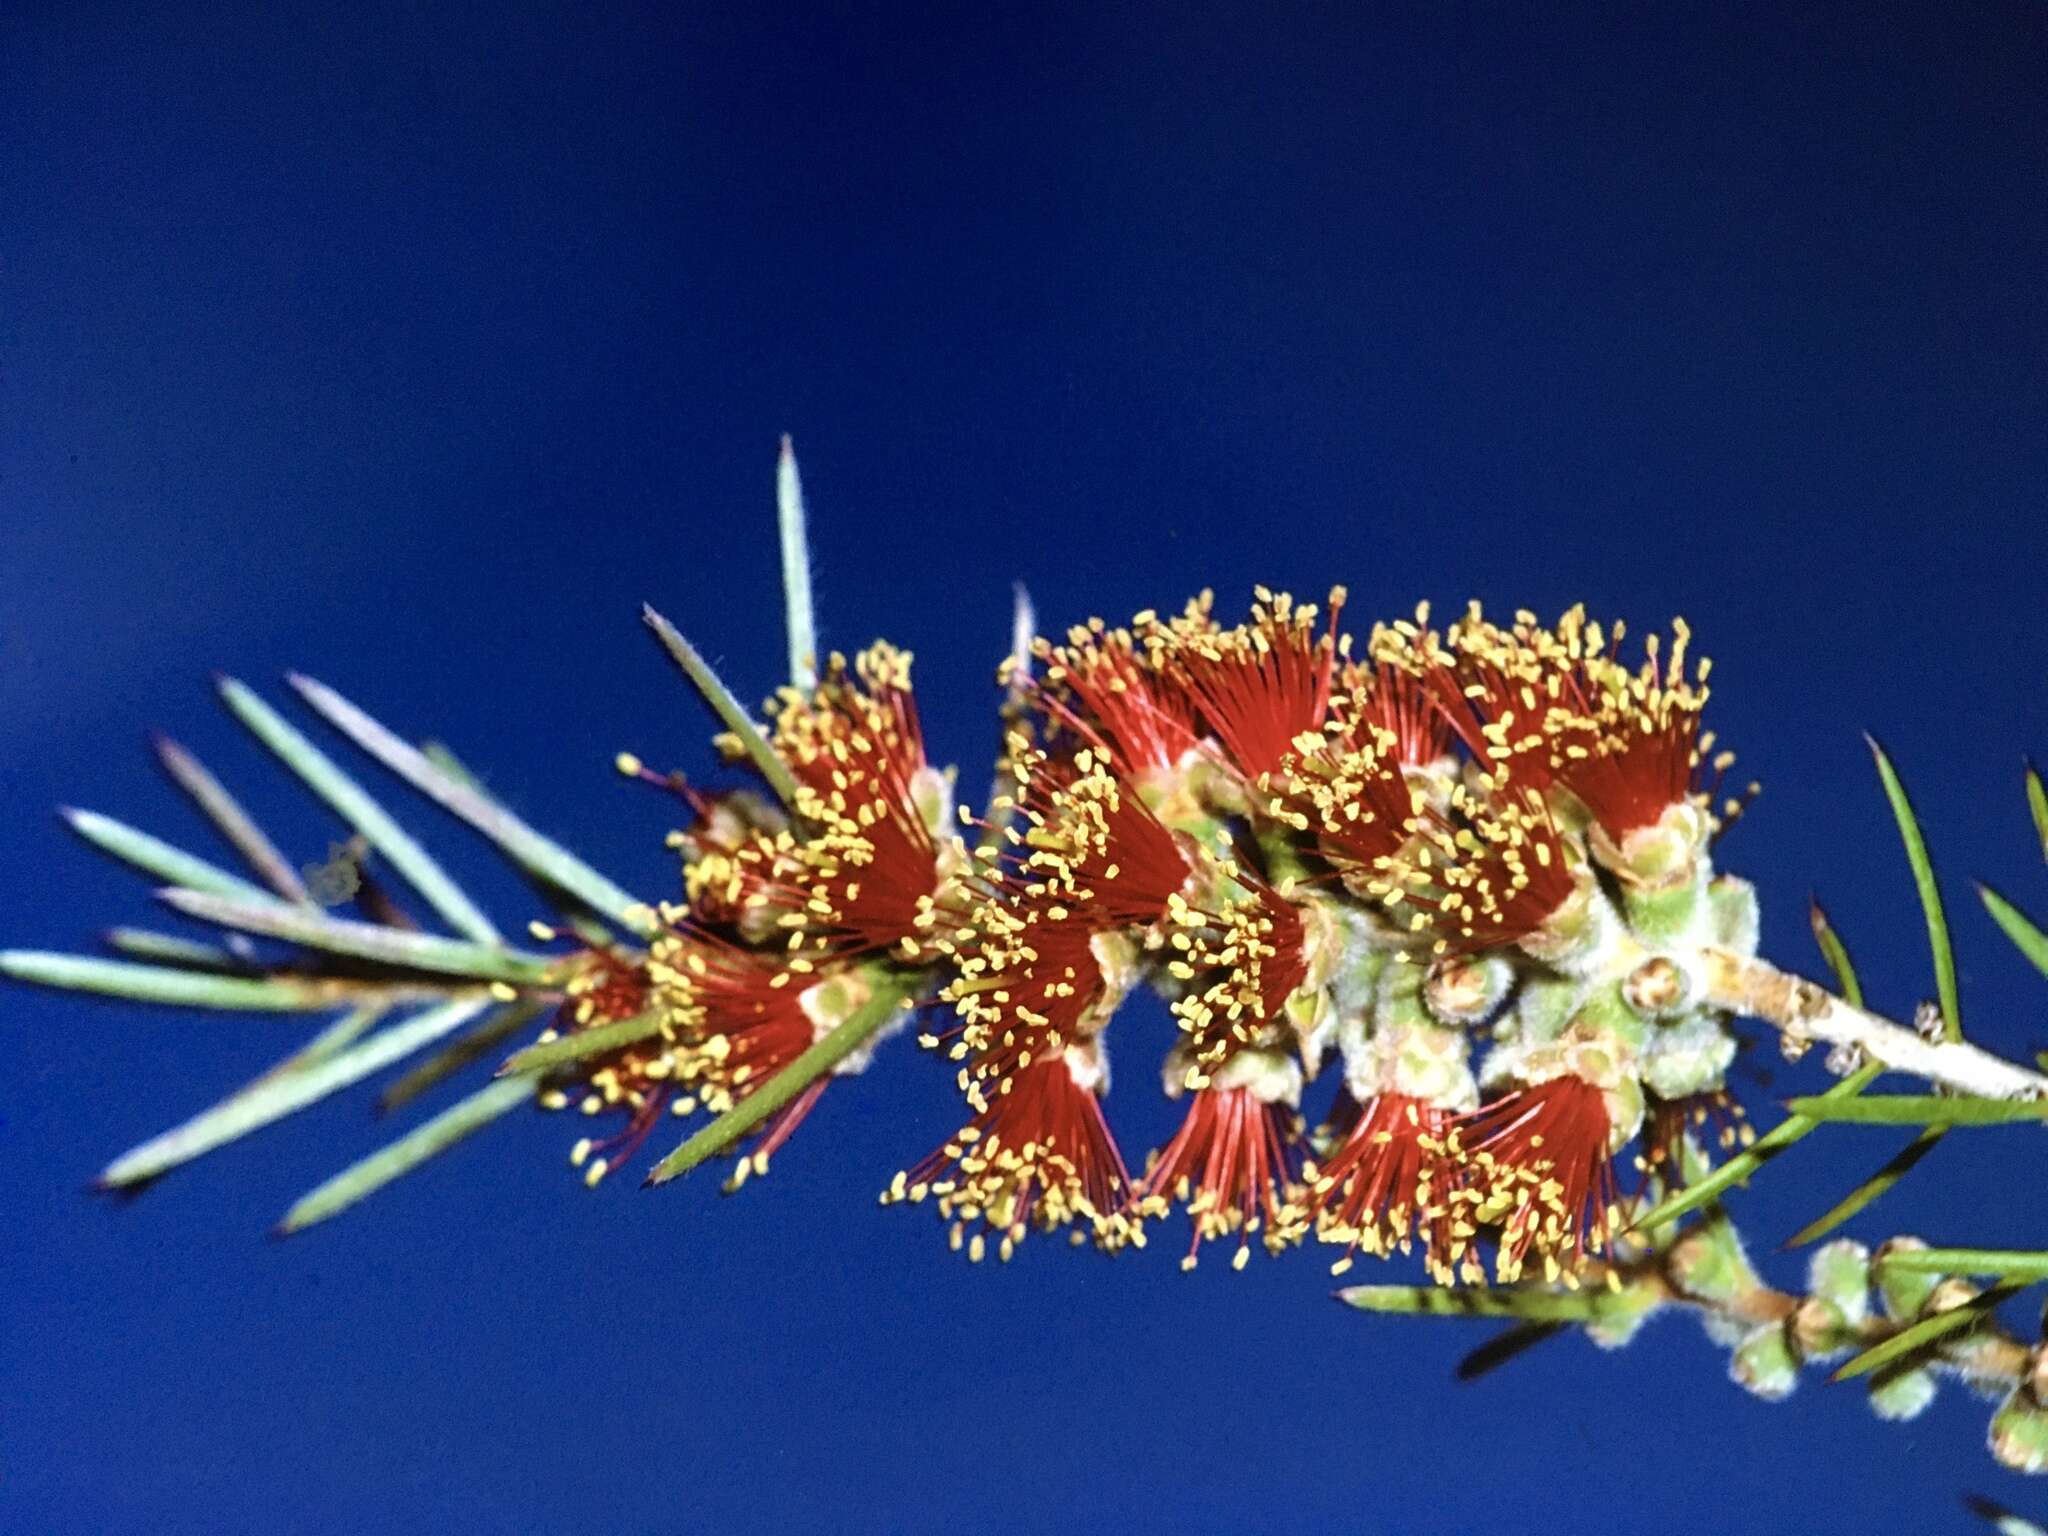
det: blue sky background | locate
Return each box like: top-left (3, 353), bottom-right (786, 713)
top-left (4, 4), bottom-right (2047, 1532)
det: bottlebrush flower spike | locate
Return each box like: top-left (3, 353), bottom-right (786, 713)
top-left (17, 445), bottom-right (2048, 1475)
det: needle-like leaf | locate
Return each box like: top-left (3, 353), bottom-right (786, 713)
top-left (1978, 884), bottom-right (2048, 982)
top-left (2027, 761), bottom-right (2048, 864)
top-left (641, 605), bottom-right (800, 807)
top-left (497, 1009), bottom-right (663, 1077)
top-left (777, 434), bottom-right (817, 691)
top-left (1784, 1127), bottom-right (1945, 1249)
top-left (285, 673), bottom-right (657, 938)
top-left (1455, 1321), bottom-right (1567, 1380)
top-left (218, 677), bottom-right (500, 942)
top-left (61, 808), bottom-right (278, 904)
top-left (1336, 1285), bottom-right (1623, 1323)
top-left (1868, 736), bottom-right (1961, 1040)
top-left (98, 997), bottom-right (490, 1186)
top-left (1831, 1284), bottom-right (2024, 1382)
top-left (153, 734), bottom-right (312, 904)
top-left (645, 976), bottom-right (913, 1185)
top-left (0, 950), bottom-right (336, 1011)
top-left (379, 996), bottom-right (549, 1112)
top-left (103, 927), bottom-right (248, 970)
top-left (276, 1074), bottom-right (537, 1234)
top-left (158, 888), bottom-right (554, 983)
top-left (1875, 1248), bottom-right (2048, 1283)
top-left (1782, 1094), bottom-right (2048, 1127)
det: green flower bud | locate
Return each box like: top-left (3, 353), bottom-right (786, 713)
top-left (1423, 951), bottom-right (1515, 1027)
top-left (1622, 954), bottom-right (1697, 1019)
top-left (1989, 1388), bottom-right (2048, 1473)
top-left (1584, 1278), bottom-right (1663, 1351)
top-left (1790, 1296), bottom-right (1854, 1361)
top-left (1665, 1216), bottom-right (1759, 1307)
top-left (1867, 1366), bottom-right (1938, 1423)
top-left (1806, 1240), bottom-right (1873, 1325)
top-left (1874, 1237), bottom-right (1942, 1322)
top-left (1509, 973), bottom-right (1585, 1046)
top-left (1640, 1010), bottom-right (1737, 1100)
top-left (1619, 865), bottom-right (1712, 947)
top-left (1707, 874), bottom-right (1761, 958)
top-left (1730, 1322), bottom-right (1799, 1401)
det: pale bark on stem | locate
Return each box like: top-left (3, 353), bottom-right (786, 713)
top-left (1701, 948), bottom-right (2048, 1101)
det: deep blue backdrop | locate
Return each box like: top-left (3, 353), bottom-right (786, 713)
top-left (5, 5), bottom-right (2047, 1533)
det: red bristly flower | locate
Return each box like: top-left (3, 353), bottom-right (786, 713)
top-left (1154, 586), bottom-right (1346, 782)
top-left (1032, 621), bottom-right (1202, 780)
top-left (1455, 1074), bottom-right (1620, 1285)
top-left (1305, 1093), bottom-right (1465, 1281)
top-left (1139, 1078), bottom-right (1305, 1270)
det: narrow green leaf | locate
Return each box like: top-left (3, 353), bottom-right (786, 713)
top-left (1336, 1285), bottom-right (1619, 1323)
top-left (1875, 1248), bottom-right (2048, 1283)
top-left (1966, 1493), bottom-right (2048, 1536)
top-left (498, 1009), bottom-right (663, 1077)
top-left (277, 1075), bottom-right (537, 1234)
top-left (62, 808), bottom-right (277, 904)
top-left (1979, 884), bottom-right (2048, 982)
top-left (153, 734), bottom-right (311, 903)
top-left (646, 976), bottom-right (913, 1185)
top-left (1783, 1094), bottom-right (2048, 1127)
top-left (0, 950), bottom-right (332, 1011)
top-left (158, 888), bottom-right (553, 984)
top-left (286, 673), bottom-right (657, 938)
top-left (103, 927), bottom-right (246, 970)
top-left (98, 996), bottom-right (487, 1186)
top-left (641, 605), bottom-right (800, 808)
top-left (1809, 897), bottom-right (1865, 1008)
top-left (2028, 761), bottom-right (2048, 864)
top-left (1831, 1284), bottom-right (2023, 1382)
top-left (380, 997), bottom-right (548, 1113)
top-left (218, 677), bottom-right (501, 942)
top-left (776, 434), bottom-right (817, 691)
top-left (1785, 1127), bottom-right (1946, 1248)
top-left (1867, 736), bottom-right (1961, 1040)
top-left (1631, 1061), bottom-right (1886, 1232)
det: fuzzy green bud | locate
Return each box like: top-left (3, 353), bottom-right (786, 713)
top-left (1508, 973), bottom-right (1584, 1047)
top-left (1591, 800), bottom-right (1710, 889)
top-left (1989, 1388), bottom-right (2048, 1473)
top-left (1730, 1322), bottom-right (1799, 1401)
top-left (1874, 1237), bottom-right (1943, 1322)
top-left (1806, 1240), bottom-right (1873, 1324)
top-left (1619, 865), bottom-right (1711, 947)
top-left (1584, 1277), bottom-right (1663, 1351)
top-left (1422, 951), bottom-right (1515, 1027)
top-left (1640, 1010), bottom-right (1737, 1100)
top-left (1665, 1216), bottom-right (1759, 1308)
top-left (1867, 1366), bottom-right (1938, 1423)
top-left (1707, 874), bottom-right (1761, 958)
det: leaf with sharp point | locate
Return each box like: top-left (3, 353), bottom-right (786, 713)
top-left (1876, 1248), bottom-right (2048, 1284)
top-left (103, 927), bottom-right (247, 970)
top-left (2028, 761), bottom-right (2048, 864)
top-left (1781, 1094), bottom-right (2048, 1127)
top-left (646, 975), bottom-right (913, 1185)
top-left (1632, 1061), bottom-right (1885, 1233)
top-left (379, 996), bottom-right (549, 1113)
top-left (277, 1074), bottom-right (537, 1234)
top-left (97, 994), bottom-right (489, 1187)
top-left (497, 1009), bottom-right (663, 1077)
top-left (777, 435), bottom-right (817, 691)
top-left (1335, 1285), bottom-right (1621, 1323)
top-left (1867, 736), bottom-right (1961, 1041)
top-left (641, 605), bottom-right (800, 807)
top-left (218, 676), bottom-right (501, 942)
top-left (1785, 1126), bottom-right (1946, 1248)
top-left (153, 734), bottom-right (311, 903)
top-left (1831, 1284), bottom-right (2024, 1382)
top-left (61, 808), bottom-right (279, 904)
top-left (0, 950), bottom-right (336, 1011)
top-left (157, 889), bottom-right (553, 983)
top-left (1979, 884), bottom-right (2048, 982)
top-left (1809, 897), bottom-right (1865, 1008)
top-left (285, 673), bottom-right (657, 938)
